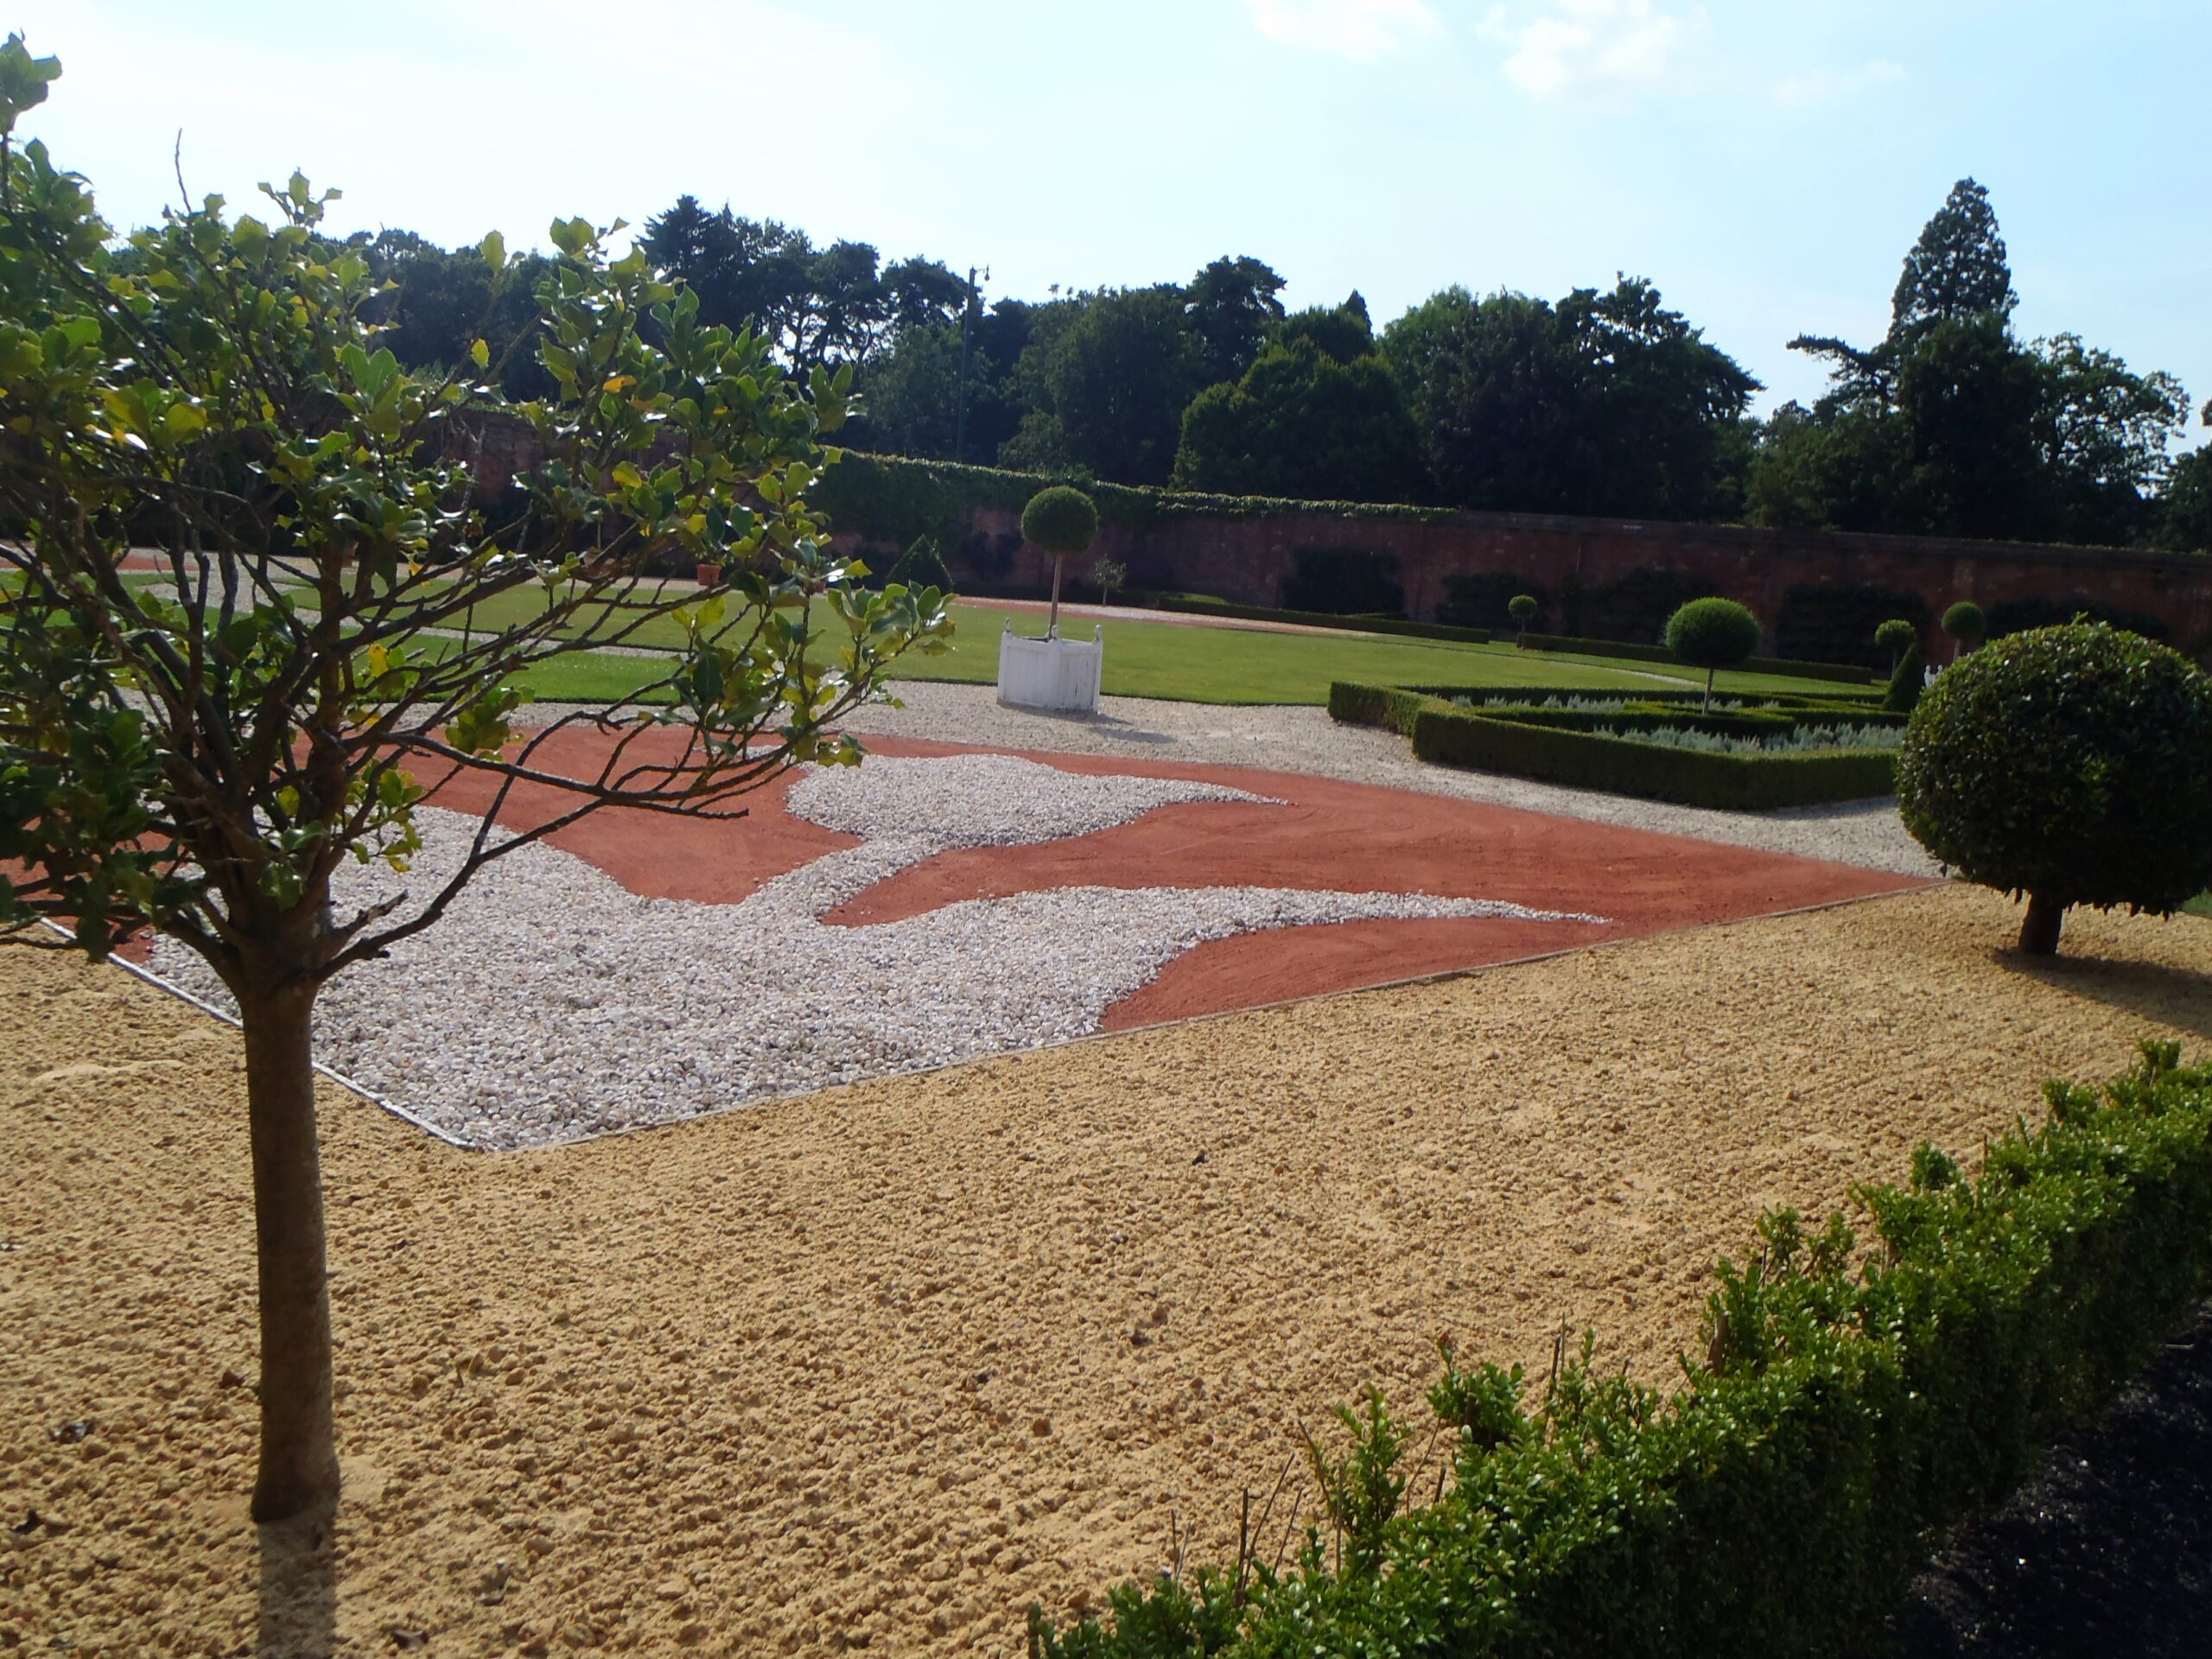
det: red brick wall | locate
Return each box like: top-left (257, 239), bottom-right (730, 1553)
top-left (457, 413), bottom-right (2211, 656)
top-left (925, 505), bottom-right (2212, 655)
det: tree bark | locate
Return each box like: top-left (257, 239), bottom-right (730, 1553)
top-left (2019, 892), bottom-right (2065, 957)
top-left (1047, 554), bottom-right (1065, 639)
top-left (1703, 666), bottom-right (1715, 713)
top-left (238, 982), bottom-right (341, 1521)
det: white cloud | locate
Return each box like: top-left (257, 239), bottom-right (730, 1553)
top-left (1772, 59), bottom-right (1908, 110)
top-left (1478, 0), bottom-right (1707, 101)
top-left (1241, 0), bottom-right (1446, 63)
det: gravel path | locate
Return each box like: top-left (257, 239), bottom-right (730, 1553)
top-left (16, 894), bottom-right (2212, 1656)
top-left (149, 755), bottom-right (1605, 1148)
top-left (519, 683), bottom-right (1938, 875)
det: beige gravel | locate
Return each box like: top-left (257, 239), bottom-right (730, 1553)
top-left (7, 887), bottom-right (2210, 1655)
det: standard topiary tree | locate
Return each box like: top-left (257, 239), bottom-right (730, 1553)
top-left (1875, 618), bottom-right (1920, 675)
top-left (1508, 594), bottom-right (1539, 639)
top-left (1020, 485), bottom-right (1099, 638)
top-left (1663, 597), bottom-right (1762, 711)
top-left (1089, 553), bottom-right (1127, 607)
top-left (1896, 623), bottom-right (2212, 956)
top-left (1941, 600), bottom-right (1986, 660)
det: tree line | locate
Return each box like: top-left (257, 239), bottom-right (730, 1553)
top-left (340, 181), bottom-right (2209, 553)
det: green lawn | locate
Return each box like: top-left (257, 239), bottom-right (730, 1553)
top-left (439, 583), bottom-right (1880, 707)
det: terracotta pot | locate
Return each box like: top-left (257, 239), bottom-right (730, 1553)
top-left (696, 563), bottom-right (722, 587)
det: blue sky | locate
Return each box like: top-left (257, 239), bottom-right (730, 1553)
top-left (20, 1), bottom-right (2210, 429)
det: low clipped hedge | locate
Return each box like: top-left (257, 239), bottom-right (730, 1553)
top-left (1330, 682), bottom-right (1897, 809)
top-left (1411, 708), bottom-right (1896, 810)
top-left (1032, 1044), bottom-right (2212, 1659)
top-left (1516, 631), bottom-right (1878, 686)
top-left (1141, 594), bottom-right (1489, 644)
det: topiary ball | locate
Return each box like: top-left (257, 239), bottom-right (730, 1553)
top-left (1663, 597), bottom-right (1761, 670)
top-left (1942, 601), bottom-right (1986, 645)
top-left (1020, 486), bottom-right (1099, 556)
top-left (1897, 623), bottom-right (2212, 947)
top-left (1875, 618), bottom-right (1919, 660)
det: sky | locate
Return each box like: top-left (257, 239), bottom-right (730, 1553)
top-left (16, 1), bottom-right (2210, 432)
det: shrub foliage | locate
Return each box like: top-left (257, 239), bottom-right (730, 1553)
top-left (1897, 622), bottom-right (2212, 953)
top-left (1941, 600), bottom-right (1986, 648)
top-left (1033, 1043), bottom-right (2212, 1658)
top-left (1021, 485), bottom-right (1101, 555)
top-left (1665, 597), bottom-right (1762, 709)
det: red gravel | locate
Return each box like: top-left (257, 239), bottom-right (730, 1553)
top-left (422, 725), bottom-right (1929, 1027)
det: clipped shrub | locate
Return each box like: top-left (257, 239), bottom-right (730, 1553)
top-left (1507, 594), bottom-right (1539, 637)
top-left (1875, 617), bottom-right (1919, 672)
top-left (1573, 567), bottom-right (1722, 644)
top-left (1897, 622), bottom-right (2212, 954)
top-left (1090, 554), bottom-right (1128, 605)
top-left (1022, 485), bottom-right (1098, 632)
top-left (1883, 639), bottom-right (1926, 714)
top-left (863, 535), bottom-right (951, 594)
top-left (1032, 1045), bottom-right (2212, 1659)
top-left (1664, 597), bottom-right (1763, 711)
top-left (1438, 571), bottom-right (1545, 632)
top-left (1986, 593), bottom-right (2169, 642)
top-left (1776, 583), bottom-right (1932, 671)
top-left (1941, 600), bottom-right (1986, 657)
top-left (1280, 546), bottom-right (1404, 617)
top-left (1021, 485), bottom-right (1100, 556)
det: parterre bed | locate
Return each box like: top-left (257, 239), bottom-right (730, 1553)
top-left (131, 726), bottom-right (1923, 1148)
top-left (7, 888), bottom-right (2212, 1655)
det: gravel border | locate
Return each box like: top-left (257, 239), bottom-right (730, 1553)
top-left (517, 684), bottom-right (1940, 875)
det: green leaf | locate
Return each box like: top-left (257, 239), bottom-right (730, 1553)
top-left (0, 34), bottom-right (62, 135)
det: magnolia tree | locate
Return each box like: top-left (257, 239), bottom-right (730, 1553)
top-left (0, 42), bottom-right (947, 1520)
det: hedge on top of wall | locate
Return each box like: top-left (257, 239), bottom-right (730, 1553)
top-left (812, 451), bottom-right (1460, 552)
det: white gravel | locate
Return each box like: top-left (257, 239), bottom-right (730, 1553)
top-left (149, 753), bottom-right (1606, 1148)
top-left (519, 685), bottom-right (1936, 874)
top-left (779, 683), bottom-right (1935, 875)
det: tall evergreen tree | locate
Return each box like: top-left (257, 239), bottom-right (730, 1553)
top-left (1891, 177), bottom-right (2018, 335)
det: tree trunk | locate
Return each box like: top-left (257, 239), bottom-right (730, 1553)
top-left (1703, 666), bottom-right (1715, 713)
top-left (1047, 554), bottom-right (1065, 639)
top-left (238, 982), bottom-right (341, 1521)
top-left (2019, 893), bottom-right (2065, 957)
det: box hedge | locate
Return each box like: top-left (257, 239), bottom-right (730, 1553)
top-left (1516, 631), bottom-right (1878, 686)
top-left (1410, 706), bottom-right (1897, 810)
top-left (1331, 682), bottom-right (1898, 809)
top-left (1030, 1043), bottom-right (2212, 1659)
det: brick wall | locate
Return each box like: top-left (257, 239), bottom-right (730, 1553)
top-left (454, 415), bottom-right (2212, 658)
top-left (926, 504), bottom-right (2212, 656)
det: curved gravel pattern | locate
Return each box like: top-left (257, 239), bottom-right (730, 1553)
top-left (520, 683), bottom-right (1940, 874)
top-left (148, 755), bottom-right (1605, 1147)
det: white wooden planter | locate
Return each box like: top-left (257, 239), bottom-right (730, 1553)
top-left (997, 621), bottom-right (1103, 714)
